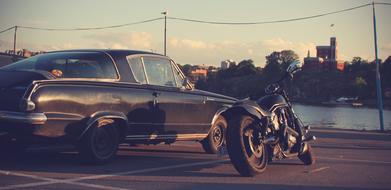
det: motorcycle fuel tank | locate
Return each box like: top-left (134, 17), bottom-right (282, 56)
top-left (257, 94), bottom-right (288, 112)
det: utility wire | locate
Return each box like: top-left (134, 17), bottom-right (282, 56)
top-left (375, 2), bottom-right (391, 6)
top-left (168, 3), bottom-right (371, 25)
top-left (0, 2), bottom-right (390, 33)
top-left (0, 26), bottom-right (15, 34)
top-left (16, 17), bottom-right (164, 31)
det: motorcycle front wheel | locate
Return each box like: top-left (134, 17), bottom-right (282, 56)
top-left (227, 115), bottom-right (268, 177)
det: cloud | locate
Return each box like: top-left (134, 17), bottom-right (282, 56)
top-left (381, 42), bottom-right (391, 52)
top-left (167, 37), bottom-right (316, 67)
top-left (170, 38), bottom-right (216, 50)
top-left (167, 37), bottom-right (261, 66)
top-left (0, 39), bottom-right (8, 49)
top-left (84, 32), bottom-right (153, 50)
top-left (20, 42), bottom-right (80, 52)
top-left (262, 38), bottom-right (316, 59)
top-left (0, 34), bottom-right (334, 68)
top-left (0, 39), bottom-right (78, 52)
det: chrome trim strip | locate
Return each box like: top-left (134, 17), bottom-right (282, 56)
top-left (125, 133), bottom-right (208, 140)
top-left (0, 111), bottom-right (47, 125)
top-left (45, 112), bottom-right (84, 121)
top-left (128, 122), bottom-right (210, 126)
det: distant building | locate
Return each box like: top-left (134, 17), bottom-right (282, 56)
top-left (221, 59), bottom-right (236, 69)
top-left (189, 68), bottom-right (208, 83)
top-left (303, 37), bottom-right (345, 71)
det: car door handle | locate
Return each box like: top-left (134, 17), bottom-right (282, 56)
top-left (153, 97), bottom-right (159, 106)
top-left (152, 92), bottom-right (160, 106)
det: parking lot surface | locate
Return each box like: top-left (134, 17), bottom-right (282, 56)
top-left (1, 128), bottom-right (391, 190)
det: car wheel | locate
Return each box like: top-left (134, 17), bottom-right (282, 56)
top-left (201, 116), bottom-right (227, 154)
top-left (78, 119), bottom-right (119, 164)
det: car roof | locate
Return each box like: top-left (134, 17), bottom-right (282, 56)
top-left (42, 49), bottom-right (168, 83)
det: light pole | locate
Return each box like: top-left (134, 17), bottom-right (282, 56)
top-left (13, 26), bottom-right (17, 55)
top-left (161, 11), bottom-right (167, 56)
top-left (371, 1), bottom-right (385, 131)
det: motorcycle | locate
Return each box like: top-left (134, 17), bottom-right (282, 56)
top-left (223, 60), bottom-right (316, 177)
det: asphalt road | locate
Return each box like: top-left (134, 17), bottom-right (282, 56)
top-left (1, 128), bottom-right (391, 190)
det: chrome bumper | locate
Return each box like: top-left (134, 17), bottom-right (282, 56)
top-left (0, 111), bottom-right (47, 125)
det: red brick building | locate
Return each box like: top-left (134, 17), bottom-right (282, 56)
top-left (303, 37), bottom-right (345, 71)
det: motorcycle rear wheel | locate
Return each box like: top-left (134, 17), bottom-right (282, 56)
top-left (227, 115), bottom-right (268, 177)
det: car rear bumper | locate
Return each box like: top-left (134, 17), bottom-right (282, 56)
top-left (0, 111), bottom-right (47, 125)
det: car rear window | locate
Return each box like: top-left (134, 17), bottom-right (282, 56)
top-left (2, 52), bottom-right (118, 79)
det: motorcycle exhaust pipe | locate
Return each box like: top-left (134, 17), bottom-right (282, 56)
top-left (302, 135), bottom-right (316, 142)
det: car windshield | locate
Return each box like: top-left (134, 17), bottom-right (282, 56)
top-left (1, 51), bottom-right (118, 79)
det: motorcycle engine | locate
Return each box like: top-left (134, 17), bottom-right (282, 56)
top-left (274, 108), bottom-right (297, 150)
top-left (287, 133), bottom-right (297, 149)
top-left (271, 112), bottom-right (280, 131)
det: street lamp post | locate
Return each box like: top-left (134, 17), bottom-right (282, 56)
top-left (13, 26), bottom-right (17, 55)
top-left (161, 11), bottom-right (167, 56)
top-left (371, 2), bottom-right (385, 131)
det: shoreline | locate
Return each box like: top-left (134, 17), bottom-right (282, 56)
top-left (292, 99), bottom-right (391, 110)
top-left (310, 126), bottom-right (391, 134)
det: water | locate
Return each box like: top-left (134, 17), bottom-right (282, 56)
top-left (292, 104), bottom-right (391, 131)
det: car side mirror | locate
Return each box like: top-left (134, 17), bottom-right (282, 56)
top-left (182, 77), bottom-right (193, 90)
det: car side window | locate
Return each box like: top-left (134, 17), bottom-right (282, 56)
top-left (127, 57), bottom-right (147, 84)
top-left (143, 57), bottom-right (176, 87)
top-left (4, 52), bottom-right (118, 79)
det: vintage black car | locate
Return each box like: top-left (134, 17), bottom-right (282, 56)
top-left (0, 50), bottom-right (236, 163)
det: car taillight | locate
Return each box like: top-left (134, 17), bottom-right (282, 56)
top-left (19, 99), bottom-right (36, 112)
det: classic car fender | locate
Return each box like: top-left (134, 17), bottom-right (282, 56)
top-left (79, 111), bottom-right (128, 140)
top-left (211, 107), bottom-right (229, 125)
top-left (221, 99), bottom-right (271, 121)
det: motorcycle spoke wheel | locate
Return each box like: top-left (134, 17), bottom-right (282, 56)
top-left (243, 126), bottom-right (267, 170)
top-left (227, 115), bottom-right (268, 177)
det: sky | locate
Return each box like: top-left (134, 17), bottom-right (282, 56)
top-left (0, 0), bottom-right (390, 67)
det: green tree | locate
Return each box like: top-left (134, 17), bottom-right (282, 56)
top-left (381, 56), bottom-right (391, 93)
top-left (354, 77), bottom-right (368, 98)
top-left (179, 64), bottom-right (192, 77)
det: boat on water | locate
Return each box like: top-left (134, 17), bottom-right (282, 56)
top-left (322, 97), bottom-right (364, 107)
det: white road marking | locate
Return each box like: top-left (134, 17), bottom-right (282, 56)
top-left (1, 155), bottom-right (390, 190)
top-left (64, 181), bottom-right (131, 190)
top-left (0, 170), bottom-right (130, 190)
top-left (0, 159), bottom-right (229, 190)
top-left (66, 159), bottom-right (230, 182)
top-left (0, 181), bottom-right (59, 190)
top-left (0, 169), bottom-right (62, 182)
top-left (305, 166), bottom-right (330, 174)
